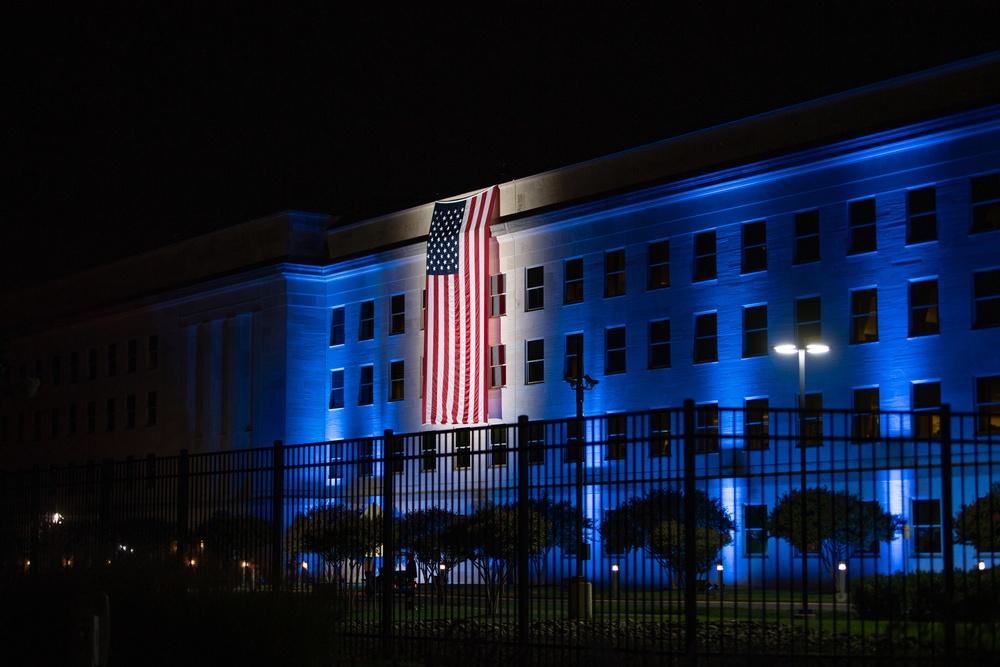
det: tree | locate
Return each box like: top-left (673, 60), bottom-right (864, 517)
top-left (397, 507), bottom-right (464, 585)
top-left (526, 494), bottom-right (593, 582)
top-left (194, 511), bottom-right (271, 587)
top-left (767, 487), bottom-right (902, 593)
top-left (600, 487), bottom-right (735, 587)
top-left (955, 482), bottom-right (1000, 553)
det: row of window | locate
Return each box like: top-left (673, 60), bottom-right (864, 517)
top-left (0, 392), bottom-right (159, 445)
top-left (12, 336), bottom-right (159, 389)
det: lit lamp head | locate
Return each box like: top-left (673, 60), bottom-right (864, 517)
top-left (773, 343), bottom-right (830, 355)
top-left (838, 561), bottom-right (847, 571)
top-left (979, 560), bottom-right (987, 571)
top-left (611, 563), bottom-right (619, 573)
top-left (716, 562), bottom-right (724, 572)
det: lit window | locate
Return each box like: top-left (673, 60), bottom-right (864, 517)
top-left (525, 266), bottom-right (544, 311)
top-left (744, 398), bottom-right (769, 451)
top-left (489, 274), bottom-right (506, 317)
top-left (971, 172), bottom-right (1000, 234)
top-left (743, 505), bottom-right (768, 556)
top-left (605, 249), bottom-right (626, 297)
top-left (693, 312), bottom-right (718, 364)
top-left (850, 288), bottom-right (879, 344)
top-left (973, 268), bottom-right (1000, 329)
top-left (907, 186), bottom-right (937, 244)
top-left (848, 198), bottom-right (877, 254)
top-left (649, 410), bottom-right (671, 457)
top-left (605, 326), bottom-right (626, 375)
top-left (912, 381), bottom-right (940, 439)
top-left (693, 230), bottom-right (717, 282)
top-left (359, 300), bottom-right (375, 340)
top-left (741, 220), bottom-right (766, 274)
top-left (793, 210), bottom-right (820, 264)
top-left (648, 319), bottom-right (670, 369)
top-left (564, 258), bottom-right (583, 304)
top-left (489, 345), bottom-right (506, 388)
top-left (743, 305), bottom-right (768, 358)
top-left (329, 370), bottom-right (344, 409)
top-left (525, 339), bottom-right (545, 384)
top-left (358, 365), bottom-right (374, 405)
top-left (912, 499), bottom-right (942, 554)
top-left (648, 240), bottom-right (670, 289)
top-left (389, 294), bottom-right (405, 336)
top-left (909, 279), bottom-right (939, 337)
top-left (695, 403), bottom-right (719, 453)
top-left (852, 387), bottom-right (880, 443)
top-left (976, 375), bottom-right (1000, 435)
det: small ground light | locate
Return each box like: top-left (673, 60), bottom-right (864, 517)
top-left (611, 563), bottom-right (619, 572)
top-left (836, 561), bottom-right (848, 603)
top-left (979, 561), bottom-right (987, 571)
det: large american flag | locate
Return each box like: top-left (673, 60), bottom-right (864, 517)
top-left (422, 186), bottom-right (498, 425)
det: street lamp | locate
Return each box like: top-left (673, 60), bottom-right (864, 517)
top-left (774, 342), bottom-right (829, 616)
top-left (565, 369), bottom-right (598, 620)
top-left (836, 561), bottom-right (848, 603)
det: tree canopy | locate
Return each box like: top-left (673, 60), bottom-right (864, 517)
top-left (285, 503), bottom-right (381, 590)
top-left (955, 482), bottom-right (1000, 553)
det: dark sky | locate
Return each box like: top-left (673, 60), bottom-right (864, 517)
top-left (4, 2), bottom-right (1000, 292)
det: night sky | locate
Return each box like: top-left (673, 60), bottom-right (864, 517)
top-left (5, 2), bottom-right (1000, 292)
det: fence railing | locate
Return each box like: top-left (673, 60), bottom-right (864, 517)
top-left (2, 402), bottom-right (998, 665)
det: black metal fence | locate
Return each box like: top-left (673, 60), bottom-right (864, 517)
top-left (2, 402), bottom-right (998, 666)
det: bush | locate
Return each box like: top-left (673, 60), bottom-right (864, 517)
top-left (850, 567), bottom-right (1000, 621)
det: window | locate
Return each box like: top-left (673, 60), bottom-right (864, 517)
top-left (106, 398), bottom-right (116, 432)
top-left (795, 296), bottom-right (822, 346)
top-left (328, 444), bottom-right (345, 480)
top-left (693, 312), bottom-right (718, 364)
top-left (745, 398), bottom-right (769, 450)
top-left (359, 300), bottom-right (375, 340)
top-left (909, 279), bottom-right (939, 337)
top-left (743, 305), bottom-right (768, 357)
top-left (127, 340), bottom-right (137, 372)
top-left (489, 274), bottom-right (506, 317)
top-left (329, 370), bottom-right (345, 409)
top-left (527, 422), bottom-right (545, 465)
top-left (330, 307), bottom-right (345, 345)
top-left (421, 433), bottom-right (437, 472)
top-left (971, 172), bottom-right (1000, 233)
top-left (605, 326), bottom-right (626, 375)
top-left (51, 355), bottom-right (60, 387)
top-left (973, 268), bottom-right (1000, 328)
top-left (146, 391), bottom-right (157, 426)
top-left (388, 361), bottom-right (405, 401)
top-left (648, 319), bottom-right (671, 369)
top-left (70, 352), bottom-right (79, 383)
top-left (526, 266), bottom-right (544, 311)
top-left (742, 220), bottom-right (766, 273)
top-left (107, 344), bottom-right (117, 377)
top-left (68, 404), bottom-right (77, 435)
top-left (564, 258), bottom-right (584, 304)
top-left (794, 209), bottom-right (820, 264)
top-left (912, 381), bottom-right (941, 439)
top-left (852, 387), bottom-right (880, 443)
top-left (389, 437), bottom-right (405, 474)
top-left (126, 394), bottom-right (136, 428)
top-left (50, 408), bottom-right (58, 439)
top-left (358, 441), bottom-right (374, 477)
top-left (976, 375), bottom-right (1000, 435)
top-left (564, 333), bottom-right (583, 381)
top-left (802, 392), bottom-right (823, 447)
top-left (907, 186), bottom-right (937, 244)
top-left (489, 426), bottom-right (508, 467)
top-left (693, 230), bottom-right (717, 282)
top-left (489, 345), bottom-right (506, 388)
top-left (695, 403), bottom-right (719, 453)
top-left (88, 348), bottom-right (98, 380)
top-left (389, 294), bottom-right (405, 335)
top-left (565, 419), bottom-right (584, 464)
top-left (743, 505), bottom-right (768, 556)
top-left (648, 240), bottom-right (670, 289)
top-left (649, 410), bottom-right (671, 457)
top-left (147, 335), bottom-right (158, 369)
top-left (850, 288), bottom-right (879, 344)
top-left (526, 339), bottom-right (545, 384)
top-left (33, 411), bottom-right (41, 441)
top-left (606, 414), bottom-right (627, 460)
top-left (454, 430), bottom-right (471, 469)
top-left (605, 249), bottom-right (626, 297)
top-left (848, 198), bottom-right (877, 254)
top-left (359, 365), bottom-right (374, 405)
top-left (87, 401), bottom-right (96, 433)
top-left (912, 499), bottom-right (942, 554)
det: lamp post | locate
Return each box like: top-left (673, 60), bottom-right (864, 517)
top-left (565, 368), bottom-right (598, 620)
top-left (774, 342), bottom-right (829, 616)
top-left (836, 561), bottom-right (848, 603)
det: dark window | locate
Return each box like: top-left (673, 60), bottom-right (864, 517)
top-left (744, 505), bottom-right (768, 556)
top-left (106, 398), bottom-right (115, 432)
top-left (565, 419), bottom-right (584, 464)
top-left (68, 404), bottom-right (77, 435)
top-left (390, 294), bottom-right (405, 335)
top-left (912, 499), bottom-right (942, 554)
top-left (745, 398), bottom-right (769, 450)
top-left (695, 403), bottom-right (719, 453)
top-left (649, 410), bottom-right (671, 457)
top-left (146, 391), bottom-right (157, 426)
top-left (794, 210), bottom-right (820, 264)
top-left (87, 401), bottom-right (96, 433)
top-left (743, 305), bottom-right (768, 357)
top-left (606, 414), bottom-right (627, 460)
top-left (648, 240), bottom-right (670, 289)
top-left (388, 360), bottom-right (404, 401)
top-left (693, 230), bottom-right (717, 282)
top-left (51, 355), bottom-right (60, 387)
top-left (527, 423), bottom-right (545, 465)
top-left (802, 392), bottom-right (823, 447)
top-left (849, 198), bottom-right (877, 254)
top-left (454, 430), bottom-right (471, 469)
top-left (88, 348), bottom-right (97, 380)
top-left (850, 288), bottom-right (879, 344)
top-left (912, 381), bottom-right (941, 439)
top-left (795, 296), bottom-right (822, 346)
top-left (70, 352), bottom-right (79, 383)
top-left (693, 312), bottom-right (718, 364)
top-left (909, 279), bottom-right (939, 337)
top-left (489, 426), bottom-right (508, 467)
top-left (852, 387), bottom-right (881, 443)
top-left (489, 345), bottom-right (506, 388)
top-left (390, 437), bottom-right (405, 474)
top-left (976, 375), bottom-right (1000, 435)
top-left (605, 249), bottom-right (626, 297)
top-left (50, 407), bottom-right (58, 439)
top-left (359, 365), bottom-right (374, 405)
top-left (127, 339), bottom-right (137, 372)
top-left (526, 339), bottom-right (545, 384)
top-left (971, 173), bottom-right (1000, 233)
top-left (421, 433), bottom-right (437, 472)
top-left (330, 307), bottom-right (346, 346)
top-left (605, 326), bottom-right (626, 375)
top-left (973, 268), bottom-right (1000, 328)
top-left (907, 186), bottom-right (937, 244)
top-left (564, 258), bottom-right (584, 304)
top-left (359, 300), bottom-right (375, 340)
top-left (742, 220), bottom-right (767, 273)
top-left (147, 335), bottom-right (158, 369)
top-left (526, 266), bottom-right (544, 311)
top-left (358, 441), bottom-right (374, 477)
top-left (490, 273), bottom-right (507, 316)
top-left (126, 394), bottom-right (136, 428)
top-left (107, 344), bottom-right (117, 377)
top-left (648, 319), bottom-right (671, 369)
top-left (564, 333), bottom-right (583, 381)
top-left (330, 370), bottom-right (345, 409)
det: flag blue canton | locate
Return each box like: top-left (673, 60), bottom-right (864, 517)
top-left (427, 201), bottom-right (466, 275)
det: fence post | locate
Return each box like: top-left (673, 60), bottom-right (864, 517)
top-left (682, 399), bottom-right (697, 663)
top-left (516, 416), bottom-right (530, 665)
top-left (381, 429), bottom-right (395, 662)
top-left (270, 440), bottom-right (284, 593)
top-left (176, 450), bottom-right (189, 567)
top-left (940, 404), bottom-right (956, 661)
